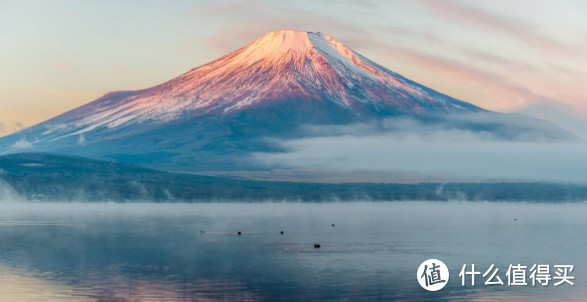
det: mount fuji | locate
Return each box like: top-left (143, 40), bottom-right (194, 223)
top-left (0, 30), bottom-right (576, 171)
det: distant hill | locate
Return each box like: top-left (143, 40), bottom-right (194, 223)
top-left (1, 153), bottom-right (586, 202)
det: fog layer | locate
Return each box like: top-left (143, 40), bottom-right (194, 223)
top-left (253, 115), bottom-right (587, 183)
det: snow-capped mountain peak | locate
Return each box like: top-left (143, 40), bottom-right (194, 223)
top-left (41, 30), bottom-right (481, 133)
top-left (0, 30), bottom-right (492, 166)
top-left (234, 30), bottom-right (363, 67)
top-left (240, 30), bottom-right (315, 59)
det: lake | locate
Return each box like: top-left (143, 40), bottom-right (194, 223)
top-left (0, 202), bottom-right (584, 301)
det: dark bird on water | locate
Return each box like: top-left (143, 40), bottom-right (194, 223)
top-left (237, 231), bottom-right (242, 235)
top-left (280, 231), bottom-right (284, 235)
top-left (331, 224), bottom-right (335, 227)
top-left (314, 244), bottom-right (321, 248)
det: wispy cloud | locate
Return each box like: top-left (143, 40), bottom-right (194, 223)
top-left (409, 0), bottom-right (587, 112)
top-left (415, 0), bottom-right (579, 58)
top-left (378, 25), bottom-right (448, 46)
top-left (52, 63), bottom-right (75, 72)
top-left (459, 48), bottom-right (536, 73)
top-left (15, 88), bottom-right (96, 102)
top-left (372, 45), bottom-right (551, 110)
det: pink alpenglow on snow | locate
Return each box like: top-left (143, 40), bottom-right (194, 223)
top-left (29, 30), bottom-right (480, 143)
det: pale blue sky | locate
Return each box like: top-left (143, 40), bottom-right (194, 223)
top-left (1, 0), bottom-right (586, 136)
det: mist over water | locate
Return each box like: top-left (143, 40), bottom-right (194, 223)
top-left (0, 181), bottom-right (23, 203)
top-left (0, 202), bottom-right (585, 301)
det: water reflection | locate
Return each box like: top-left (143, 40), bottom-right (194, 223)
top-left (0, 202), bottom-right (585, 301)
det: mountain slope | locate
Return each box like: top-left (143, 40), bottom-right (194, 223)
top-left (45, 30), bottom-right (483, 128)
top-left (0, 30), bottom-right (576, 171)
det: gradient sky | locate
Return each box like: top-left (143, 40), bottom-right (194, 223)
top-left (1, 0), bottom-right (586, 137)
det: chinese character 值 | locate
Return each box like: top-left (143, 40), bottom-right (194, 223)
top-left (421, 262), bottom-right (447, 287)
top-left (506, 264), bottom-right (528, 286)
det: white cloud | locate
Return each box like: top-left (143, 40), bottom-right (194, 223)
top-left (77, 134), bottom-right (86, 145)
top-left (11, 138), bottom-right (33, 149)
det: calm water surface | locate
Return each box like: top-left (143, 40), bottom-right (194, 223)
top-left (0, 202), bottom-right (585, 301)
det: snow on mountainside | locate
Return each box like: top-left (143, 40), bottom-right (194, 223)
top-left (0, 30), bottom-right (575, 170)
